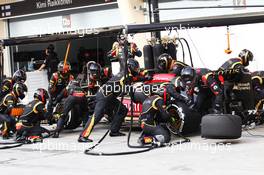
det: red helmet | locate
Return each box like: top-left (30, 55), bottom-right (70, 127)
top-left (34, 88), bottom-right (49, 104)
top-left (58, 61), bottom-right (71, 74)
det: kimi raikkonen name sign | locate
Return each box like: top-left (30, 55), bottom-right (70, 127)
top-left (0, 0), bottom-right (117, 19)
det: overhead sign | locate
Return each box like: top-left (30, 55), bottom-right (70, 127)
top-left (0, 0), bottom-right (117, 19)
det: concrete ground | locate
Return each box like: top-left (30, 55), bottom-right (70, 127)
top-left (1, 124), bottom-right (264, 175)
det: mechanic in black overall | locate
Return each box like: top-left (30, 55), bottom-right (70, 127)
top-left (181, 66), bottom-right (224, 115)
top-left (16, 88), bottom-right (50, 143)
top-left (0, 69), bottom-right (27, 101)
top-left (138, 79), bottom-right (192, 143)
top-left (46, 61), bottom-right (74, 122)
top-left (218, 49), bottom-right (254, 110)
top-left (139, 94), bottom-right (172, 144)
top-left (0, 83), bottom-right (27, 139)
top-left (78, 58), bottom-right (145, 142)
top-left (52, 80), bottom-right (89, 138)
top-left (107, 34), bottom-right (142, 73)
top-left (86, 61), bottom-right (113, 122)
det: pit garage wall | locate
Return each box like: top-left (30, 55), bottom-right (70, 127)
top-left (158, 0), bottom-right (264, 71)
top-left (9, 8), bottom-right (122, 37)
top-left (7, 6), bottom-right (122, 69)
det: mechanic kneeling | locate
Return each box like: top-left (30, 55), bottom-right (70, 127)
top-left (52, 80), bottom-right (89, 138)
top-left (139, 95), bottom-right (172, 145)
top-left (16, 88), bottom-right (50, 143)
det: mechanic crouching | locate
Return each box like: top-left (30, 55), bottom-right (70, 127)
top-left (52, 80), bottom-right (89, 138)
top-left (181, 67), bottom-right (224, 115)
top-left (46, 61), bottom-right (74, 122)
top-left (139, 94), bottom-right (172, 145)
top-left (78, 58), bottom-right (144, 142)
top-left (16, 88), bottom-right (50, 143)
top-left (0, 83), bottom-right (27, 139)
top-left (139, 82), bottom-right (190, 145)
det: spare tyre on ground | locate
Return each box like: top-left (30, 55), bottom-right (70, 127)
top-left (201, 114), bottom-right (242, 139)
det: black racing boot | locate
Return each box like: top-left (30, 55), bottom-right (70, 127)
top-left (109, 131), bottom-right (126, 137)
top-left (78, 136), bottom-right (93, 143)
top-left (52, 131), bottom-right (60, 138)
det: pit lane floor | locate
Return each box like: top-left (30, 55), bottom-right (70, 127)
top-left (1, 124), bottom-right (264, 175)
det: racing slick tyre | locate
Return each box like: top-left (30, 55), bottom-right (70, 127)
top-left (201, 114), bottom-right (242, 139)
top-left (64, 105), bottom-right (82, 130)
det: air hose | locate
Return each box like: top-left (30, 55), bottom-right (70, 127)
top-left (0, 142), bottom-right (23, 149)
top-left (180, 38), bottom-right (193, 67)
top-left (175, 38), bottom-right (193, 67)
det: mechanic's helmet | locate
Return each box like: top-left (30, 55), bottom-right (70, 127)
top-left (33, 88), bottom-right (49, 104)
top-left (13, 82), bottom-right (28, 100)
top-left (171, 62), bottom-right (187, 76)
top-left (87, 61), bottom-right (101, 80)
top-left (12, 69), bottom-right (27, 83)
top-left (239, 49), bottom-right (253, 66)
top-left (58, 61), bottom-right (71, 74)
top-left (181, 66), bottom-right (196, 86)
top-left (117, 34), bottom-right (126, 45)
top-left (128, 58), bottom-right (140, 76)
top-left (157, 53), bottom-right (172, 73)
